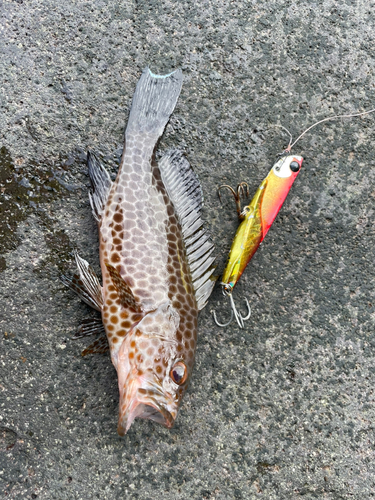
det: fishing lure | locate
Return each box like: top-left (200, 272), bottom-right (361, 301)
top-left (213, 154), bottom-right (302, 328)
top-left (213, 107), bottom-right (375, 328)
top-left (62, 68), bottom-right (216, 435)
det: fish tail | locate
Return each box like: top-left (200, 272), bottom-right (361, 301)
top-left (126, 68), bottom-right (183, 138)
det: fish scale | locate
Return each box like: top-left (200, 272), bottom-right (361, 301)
top-left (100, 158), bottom-right (197, 365)
top-left (62, 68), bottom-right (216, 435)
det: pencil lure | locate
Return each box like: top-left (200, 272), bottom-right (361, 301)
top-left (213, 155), bottom-right (303, 328)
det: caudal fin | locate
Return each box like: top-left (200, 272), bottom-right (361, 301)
top-left (126, 68), bottom-right (183, 138)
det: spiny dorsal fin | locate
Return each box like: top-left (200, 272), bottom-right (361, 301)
top-left (61, 251), bottom-right (103, 311)
top-left (87, 151), bottom-right (113, 222)
top-left (81, 335), bottom-right (109, 356)
top-left (105, 263), bottom-right (143, 312)
top-left (158, 150), bottom-right (217, 310)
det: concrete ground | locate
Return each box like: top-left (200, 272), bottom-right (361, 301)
top-left (1, 0), bottom-right (375, 498)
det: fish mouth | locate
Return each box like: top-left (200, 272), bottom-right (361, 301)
top-left (117, 382), bottom-right (177, 436)
top-left (118, 392), bottom-right (175, 436)
top-left (115, 323), bottom-right (179, 436)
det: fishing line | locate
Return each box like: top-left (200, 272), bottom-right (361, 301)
top-left (273, 107), bottom-right (375, 154)
top-left (290, 107), bottom-right (375, 150)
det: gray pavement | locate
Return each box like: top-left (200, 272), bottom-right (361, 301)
top-left (1, 0), bottom-right (375, 498)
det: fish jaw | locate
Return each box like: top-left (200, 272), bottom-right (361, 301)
top-left (115, 314), bottom-right (181, 436)
top-left (117, 378), bottom-right (177, 436)
top-left (117, 364), bottom-right (178, 436)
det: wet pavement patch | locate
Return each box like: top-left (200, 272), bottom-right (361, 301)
top-left (0, 146), bottom-right (83, 273)
top-left (0, 427), bottom-right (18, 451)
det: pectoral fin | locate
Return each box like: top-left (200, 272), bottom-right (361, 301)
top-left (61, 251), bottom-right (103, 311)
top-left (81, 335), bottom-right (109, 356)
top-left (105, 263), bottom-right (143, 312)
top-left (73, 317), bottom-right (105, 339)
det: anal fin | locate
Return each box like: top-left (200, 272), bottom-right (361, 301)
top-left (87, 152), bottom-right (113, 222)
top-left (81, 335), bottom-right (109, 356)
top-left (105, 263), bottom-right (142, 312)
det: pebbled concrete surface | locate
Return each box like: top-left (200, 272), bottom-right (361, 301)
top-left (1, 0), bottom-right (375, 498)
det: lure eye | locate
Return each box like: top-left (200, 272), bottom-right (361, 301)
top-left (290, 161), bottom-right (300, 172)
top-left (170, 362), bottom-right (187, 385)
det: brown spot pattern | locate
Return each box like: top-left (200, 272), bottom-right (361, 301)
top-left (98, 134), bottom-right (199, 424)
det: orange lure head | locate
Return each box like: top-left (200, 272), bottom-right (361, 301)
top-left (260, 155), bottom-right (303, 240)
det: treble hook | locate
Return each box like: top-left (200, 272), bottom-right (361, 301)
top-left (212, 294), bottom-right (251, 329)
top-left (218, 182), bottom-right (250, 219)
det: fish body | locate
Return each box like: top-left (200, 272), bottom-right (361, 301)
top-left (221, 155), bottom-right (303, 293)
top-left (63, 69), bottom-right (216, 434)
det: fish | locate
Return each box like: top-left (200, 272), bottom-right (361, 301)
top-left (62, 68), bottom-right (216, 435)
top-left (212, 154), bottom-right (303, 328)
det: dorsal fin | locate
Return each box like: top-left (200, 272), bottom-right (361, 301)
top-left (158, 150), bottom-right (217, 310)
top-left (87, 151), bottom-right (113, 222)
top-left (105, 264), bottom-right (143, 312)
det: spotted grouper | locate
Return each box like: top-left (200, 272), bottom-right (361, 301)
top-left (62, 68), bottom-right (216, 435)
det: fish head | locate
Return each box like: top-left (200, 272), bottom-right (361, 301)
top-left (116, 302), bottom-right (194, 435)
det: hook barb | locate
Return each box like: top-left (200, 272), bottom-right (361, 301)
top-left (217, 183), bottom-right (250, 219)
top-left (212, 308), bottom-right (233, 327)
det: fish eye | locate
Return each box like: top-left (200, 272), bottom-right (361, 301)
top-left (170, 362), bottom-right (187, 385)
top-left (290, 161), bottom-right (300, 172)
